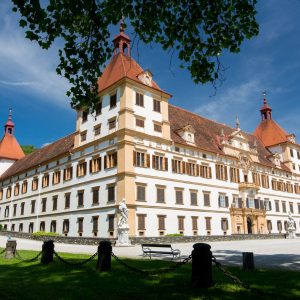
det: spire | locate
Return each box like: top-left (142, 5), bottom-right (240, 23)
top-left (113, 18), bottom-right (131, 56)
top-left (5, 108), bottom-right (15, 135)
top-left (235, 116), bottom-right (240, 130)
top-left (260, 91), bottom-right (272, 121)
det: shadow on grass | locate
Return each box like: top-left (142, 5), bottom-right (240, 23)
top-left (0, 250), bottom-right (299, 300)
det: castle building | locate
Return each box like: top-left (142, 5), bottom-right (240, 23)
top-left (0, 27), bottom-right (299, 238)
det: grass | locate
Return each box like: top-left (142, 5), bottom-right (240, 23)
top-left (0, 249), bottom-right (299, 300)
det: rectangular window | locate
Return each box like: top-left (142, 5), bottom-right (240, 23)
top-left (153, 123), bottom-right (162, 133)
top-left (261, 174), bottom-right (269, 188)
top-left (104, 152), bottom-right (118, 169)
top-left (289, 202), bottom-right (294, 213)
top-left (218, 194), bottom-right (229, 207)
top-left (158, 215), bottom-right (166, 230)
top-left (32, 177), bottom-right (39, 191)
top-left (252, 172), bottom-right (261, 186)
top-left (137, 214), bottom-right (146, 230)
top-left (172, 159), bottom-right (183, 174)
top-left (282, 201), bottom-right (287, 213)
top-left (175, 189), bottom-right (183, 205)
top-left (290, 149), bottom-right (294, 157)
top-left (42, 174), bottom-right (49, 188)
top-left (153, 99), bottom-right (161, 112)
top-left (92, 187), bottom-right (99, 204)
top-left (294, 184), bottom-right (300, 194)
top-left (20, 202), bottom-right (25, 215)
top-left (215, 164), bottom-right (228, 181)
top-left (110, 94), bottom-right (117, 109)
top-left (190, 191), bottom-right (197, 206)
top-left (81, 131), bottom-right (87, 142)
top-left (108, 214), bottom-right (115, 231)
top-left (52, 170), bottom-right (61, 185)
top-left (205, 217), bottom-right (211, 230)
top-left (31, 200), bottom-right (36, 214)
top-left (78, 190), bottom-right (84, 207)
top-left (286, 182), bottom-right (293, 193)
top-left (136, 92), bottom-right (144, 106)
top-left (221, 218), bottom-right (229, 231)
top-left (65, 193), bottom-right (70, 209)
top-left (13, 204), bottom-right (17, 217)
top-left (108, 185), bottom-right (115, 202)
top-left (192, 216), bottom-right (198, 230)
top-left (92, 216), bottom-right (99, 235)
top-left (14, 184), bottom-right (20, 196)
top-left (95, 101), bottom-right (102, 116)
top-left (136, 185), bottom-right (146, 202)
top-left (0, 189), bottom-right (3, 200)
top-left (200, 164), bottom-right (212, 179)
top-left (230, 167), bottom-right (240, 183)
top-left (4, 206), bottom-right (9, 217)
top-left (152, 155), bottom-right (168, 171)
top-left (178, 216), bottom-right (185, 231)
top-left (298, 203), bottom-right (300, 214)
top-left (90, 156), bottom-right (101, 173)
top-left (82, 110), bottom-right (88, 123)
top-left (136, 118), bottom-right (145, 128)
top-left (63, 219), bottom-right (69, 234)
top-left (77, 161), bottom-right (87, 177)
top-left (186, 162), bottom-right (198, 176)
top-left (63, 165), bottom-right (73, 181)
top-left (275, 200), bottom-right (280, 212)
top-left (78, 218), bottom-right (84, 234)
top-left (94, 124), bottom-right (101, 136)
top-left (41, 197), bottom-right (47, 212)
top-left (6, 186), bottom-right (12, 199)
top-left (133, 151), bottom-right (150, 168)
top-left (108, 118), bottom-right (116, 130)
top-left (156, 186), bottom-right (165, 203)
top-left (52, 196), bottom-right (58, 211)
top-left (203, 193), bottom-right (210, 207)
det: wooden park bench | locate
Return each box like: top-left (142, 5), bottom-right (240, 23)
top-left (141, 243), bottom-right (181, 260)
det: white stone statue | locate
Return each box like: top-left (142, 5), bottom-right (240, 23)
top-left (118, 198), bottom-right (129, 229)
top-left (287, 211), bottom-right (296, 239)
top-left (116, 198), bottom-right (131, 246)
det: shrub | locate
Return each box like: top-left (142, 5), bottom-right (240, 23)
top-left (165, 233), bottom-right (183, 237)
top-left (32, 231), bottom-right (61, 237)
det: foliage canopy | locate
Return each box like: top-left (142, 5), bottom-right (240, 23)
top-left (12, 0), bottom-right (259, 109)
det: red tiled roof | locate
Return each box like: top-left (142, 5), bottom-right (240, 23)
top-left (168, 104), bottom-right (290, 171)
top-left (0, 134), bottom-right (25, 160)
top-left (253, 119), bottom-right (289, 147)
top-left (97, 53), bottom-right (168, 94)
top-left (1, 133), bottom-right (75, 180)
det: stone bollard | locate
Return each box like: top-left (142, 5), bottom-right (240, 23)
top-left (41, 240), bottom-right (54, 264)
top-left (96, 241), bottom-right (112, 272)
top-left (191, 243), bottom-right (213, 288)
top-left (5, 239), bottom-right (17, 259)
top-left (242, 252), bottom-right (255, 270)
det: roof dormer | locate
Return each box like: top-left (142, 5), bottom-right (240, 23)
top-left (177, 125), bottom-right (196, 144)
top-left (138, 70), bottom-right (153, 87)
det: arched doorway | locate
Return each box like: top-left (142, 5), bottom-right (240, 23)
top-left (247, 217), bottom-right (253, 234)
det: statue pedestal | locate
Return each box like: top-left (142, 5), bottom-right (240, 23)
top-left (287, 228), bottom-right (296, 239)
top-left (115, 227), bottom-right (131, 247)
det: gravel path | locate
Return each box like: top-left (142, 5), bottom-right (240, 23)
top-left (1, 235), bottom-right (299, 270)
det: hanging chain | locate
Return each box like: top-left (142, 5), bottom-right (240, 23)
top-left (0, 248), bottom-right (6, 255)
top-left (212, 255), bottom-right (250, 289)
top-left (111, 252), bottom-right (192, 276)
top-left (15, 250), bottom-right (42, 263)
top-left (53, 250), bottom-right (98, 267)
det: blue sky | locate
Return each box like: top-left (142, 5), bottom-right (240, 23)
top-left (1, 0), bottom-right (300, 148)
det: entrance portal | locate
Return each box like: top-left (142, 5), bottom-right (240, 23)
top-left (247, 217), bottom-right (252, 234)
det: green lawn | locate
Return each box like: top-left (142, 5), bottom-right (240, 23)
top-left (0, 249), bottom-right (299, 300)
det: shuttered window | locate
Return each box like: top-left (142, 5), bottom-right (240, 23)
top-left (215, 164), bottom-right (228, 181)
top-left (152, 155), bottom-right (168, 171)
top-left (77, 161), bottom-right (87, 177)
top-left (78, 190), bottom-right (84, 207)
top-left (178, 216), bottom-right (185, 231)
top-left (90, 157), bottom-right (101, 173)
top-left (136, 185), bottom-right (146, 202)
top-left (108, 185), bottom-right (115, 202)
top-left (92, 187), bottom-right (99, 204)
top-left (190, 191), bottom-right (197, 206)
top-left (221, 218), bottom-right (229, 231)
top-left (205, 217), bottom-right (211, 230)
top-left (78, 218), bottom-right (84, 233)
top-left (92, 216), bottom-right (99, 233)
top-left (158, 215), bottom-right (166, 230)
top-left (175, 189), bottom-right (183, 204)
top-left (137, 214), bottom-right (146, 230)
top-left (203, 193), bottom-right (210, 207)
top-left (133, 151), bottom-right (150, 168)
top-left (192, 216), bottom-right (198, 230)
top-left (156, 187), bottom-right (165, 203)
top-left (104, 152), bottom-right (118, 169)
top-left (108, 215), bottom-right (115, 231)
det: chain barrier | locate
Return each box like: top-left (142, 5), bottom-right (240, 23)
top-left (15, 250), bottom-right (42, 263)
top-left (0, 248), bottom-right (6, 255)
top-left (212, 255), bottom-right (250, 289)
top-left (111, 252), bottom-right (192, 276)
top-left (53, 250), bottom-right (98, 267)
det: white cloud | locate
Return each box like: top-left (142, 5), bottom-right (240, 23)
top-left (0, 2), bottom-right (70, 108)
top-left (195, 80), bottom-right (262, 124)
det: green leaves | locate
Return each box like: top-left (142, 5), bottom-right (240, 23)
top-left (11, 0), bottom-right (259, 109)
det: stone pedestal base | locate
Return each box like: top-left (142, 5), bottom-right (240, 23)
top-left (287, 229), bottom-right (296, 239)
top-left (5, 239), bottom-right (17, 259)
top-left (116, 227), bottom-right (131, 246)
